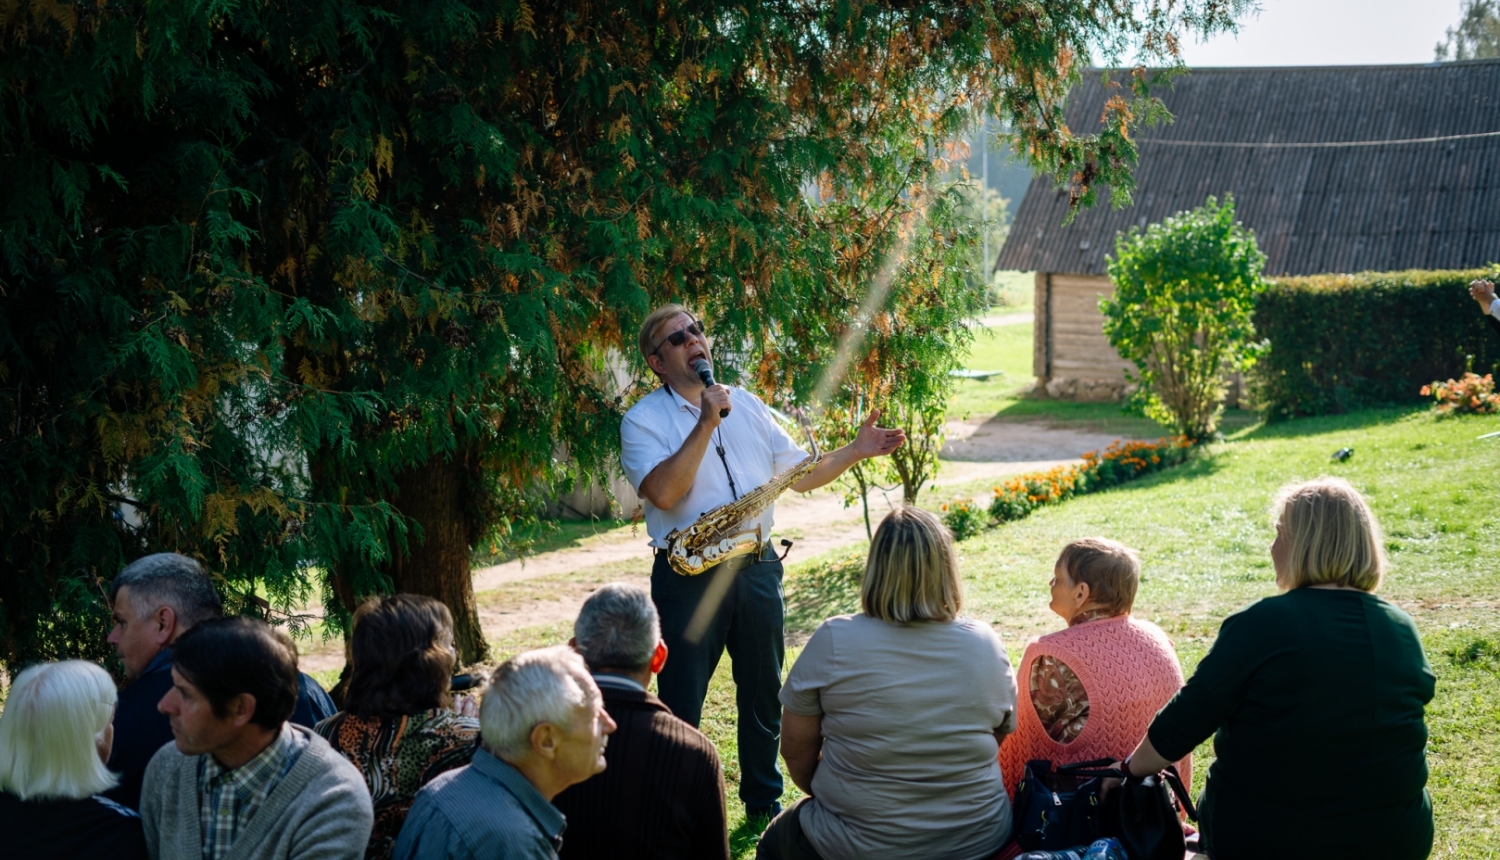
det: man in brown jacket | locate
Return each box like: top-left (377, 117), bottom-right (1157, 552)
top-left (553, 583), bottom-right (730, 860)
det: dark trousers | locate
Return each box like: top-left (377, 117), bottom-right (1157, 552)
top-left (652, 548), bottom-right (785, 811)
top-left (756, 798), bottom-right (824, 860)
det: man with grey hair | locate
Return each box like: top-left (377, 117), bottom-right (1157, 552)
top-left (552, 583), bottom-right (728, 859)
top-left (393, 646), bottom-right (617, 860)
top-left (103, 552), bottom-right (336, 810)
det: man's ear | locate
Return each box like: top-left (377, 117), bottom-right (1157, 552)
top-left (645, 352), bottom-right (665, 378)
top-left (153, 605), bottom-right (179, 646)
top-left (530, 722), bottom-right (561, 761)
top-left (649, 640), bottom-right (668, 675)
top-left (567, 636), bottom-right (579, 652)
top-left (226, 693), bottom-right (258, 729)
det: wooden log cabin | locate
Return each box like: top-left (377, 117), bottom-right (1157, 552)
top-left (996, 60), bottom-right (1500, 401)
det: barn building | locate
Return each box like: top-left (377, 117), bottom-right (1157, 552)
top-left (995, 60), bottom-right (1500, 400)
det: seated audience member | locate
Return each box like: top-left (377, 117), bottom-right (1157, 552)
top-left (317, 595), bottom-right (481, 860)
top-left (393, 646), bottom-right (617, 860)
top-left (104, 553), bottom-right (336, 809)
top-left (552, 583), bottom-right (730, 860)
top-left (1471, 278), bottom-right (1500, 336)
top-left (1118, 478), bottom-right (1436, 860)
top-left (998, 538), bottom-right (1188, 798)
top-left (0, 660), bottom-right (148, 860)
top-left (141, 616), bottom-right (374, 860)
top-left (760, 506), bottom-right (1018, 860)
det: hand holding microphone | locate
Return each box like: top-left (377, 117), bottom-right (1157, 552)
top-left (693, 359), bottom-right (731, 420)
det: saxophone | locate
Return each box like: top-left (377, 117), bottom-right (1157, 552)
top-left (664, 417), bottom-right (821, 576)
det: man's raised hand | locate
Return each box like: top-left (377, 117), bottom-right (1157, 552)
top-left (699, 384), bottom-right (732, 427)
top-left (852, 408), bottom-right (906, 459)
top-left (1471, 279), bottom-right (1497, 311)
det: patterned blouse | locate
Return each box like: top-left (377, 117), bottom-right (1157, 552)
top-left (315, 709), bottom-right (481, 860)
top-left (1029, 610), bottom-right (1119, 744)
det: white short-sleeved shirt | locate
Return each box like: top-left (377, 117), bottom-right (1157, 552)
top-left (619, 385), bottom-right (808, 547)
top-left (780, 614), bottom-right (1018, 860)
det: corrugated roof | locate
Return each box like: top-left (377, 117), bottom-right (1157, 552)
top-left (996, 61), bottom-right (1500, 276)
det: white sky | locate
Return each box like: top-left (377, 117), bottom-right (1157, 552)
top-left (1177, 0), bottom-right (1467, 67)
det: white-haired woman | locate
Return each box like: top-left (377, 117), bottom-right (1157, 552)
top-left (1116, 477), bottom-right (1436, 860)
top-left (0, 660), bottom-right (148, 859)
top-left (759, 506), bottom-right (1018, 860)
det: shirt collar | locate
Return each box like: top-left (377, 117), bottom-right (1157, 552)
top-left (469, 748), bottom-right (566, 841)
top-left (143, 647), bottom-right (175, 677)
top-left (201, 723), bottom-right (297, 788)
top-left (591, 672), bottom-right (646, 693)
top-left (665, 385), bottom-right (699, 414)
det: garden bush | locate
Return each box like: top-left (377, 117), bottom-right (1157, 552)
top-left (1252, 269), bottom-right (1500, 419)
top-left (1102, 195), bottom-right (1267, 441)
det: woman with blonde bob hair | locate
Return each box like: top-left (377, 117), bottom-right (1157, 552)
top-left (760, 507), bottom-right (1018, 860)
top-left (0, 660), bottom-right (148, 859)
top-left (1116, 477), bottom-right (1435, 860)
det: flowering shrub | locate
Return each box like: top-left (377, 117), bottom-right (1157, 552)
top-left (1420, 373), bottom-right (1500, 416)
top-left (979, 436), bottom-right (1194, 529)
top-left (940, 500), bottom-right (987, 542)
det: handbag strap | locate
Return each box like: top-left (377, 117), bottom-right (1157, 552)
top-left (1159, 764), bottom-right (1199, 822)
top-left (1051, 759), bottom-right (1200, 822)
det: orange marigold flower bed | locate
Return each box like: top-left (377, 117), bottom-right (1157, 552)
top-left (942, 436), bottom-right (1194, 538)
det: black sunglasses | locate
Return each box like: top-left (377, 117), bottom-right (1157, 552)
top-left (651, 319), bottom-right (706, 356)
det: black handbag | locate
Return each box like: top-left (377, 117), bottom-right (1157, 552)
top-left (1104, 763), bottom-right (1198, 860)
top-left (1011, 758), bottom-right (1198, 859)
top-left (1010, 758), bottom-right (1113, 850)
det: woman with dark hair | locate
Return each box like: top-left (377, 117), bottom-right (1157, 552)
top-left (316, 595), bottom-right (480, 860)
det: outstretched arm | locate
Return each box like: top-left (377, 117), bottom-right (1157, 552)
top-left (790, 409), bottom-right (905, 493)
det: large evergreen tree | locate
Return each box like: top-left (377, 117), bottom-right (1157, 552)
top-left (1, 0), bottom-right (1246, 669)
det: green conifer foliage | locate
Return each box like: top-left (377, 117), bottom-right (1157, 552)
top-left (1, 0), bottom-right (1246, 668)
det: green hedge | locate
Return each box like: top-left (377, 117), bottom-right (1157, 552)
top-left (1251, 268), bottom-right (1500, 419)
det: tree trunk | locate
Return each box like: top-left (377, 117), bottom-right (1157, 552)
top-left (388, 457), bottom-right (489, 664)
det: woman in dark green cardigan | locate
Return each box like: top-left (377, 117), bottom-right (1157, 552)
top-left (1117, 477), bottom-right (1436, 860)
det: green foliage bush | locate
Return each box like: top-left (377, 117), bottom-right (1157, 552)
top-left (1251, 269), bottom-right (1500, 419)
top-left (1102, 196), bottom-right (1268, 440)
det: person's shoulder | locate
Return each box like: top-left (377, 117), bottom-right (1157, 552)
top-left (947, 615), bottom-right (1007, 645)
top-left (622, 386), bottom-right (673, 421)
top-left (143, 737), bottom-right (189, 778)
top-left (297, 725), bottom-right (375, 795)
top-left (87, 794), bottom-right (143, 821)
top-left (413, 708), bottom-right (482, 734)
top-left (1358, 591), bottom-right (1422, 630)
top-left (645, 703), bottom-right (721, 757)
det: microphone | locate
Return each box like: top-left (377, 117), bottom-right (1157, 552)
top-left (693, 359), bottom-right (729, 418)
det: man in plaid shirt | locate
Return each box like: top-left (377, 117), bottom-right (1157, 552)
top-left (140, 617), bottom-right (374, 860)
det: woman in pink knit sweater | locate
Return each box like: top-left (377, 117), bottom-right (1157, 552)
top-left (998, 538), bottom-right (1189, 798)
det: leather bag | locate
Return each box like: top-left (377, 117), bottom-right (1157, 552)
top-left (1104, 763), bottom-right (1198, 860)
top-left (1010, 758), bottom-right (1198, 860)
top-left (1010, 758), bottom-right (1112, 850)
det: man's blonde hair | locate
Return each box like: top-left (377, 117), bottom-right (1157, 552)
top-left (861, 507), bottom-right (962, 623)
top-left (638, 304), bottom-right (692, 363)
top-left (1274, 477), bottom-right (1386, 592)
top-left (1056, 537), bottom-right (1140, 616)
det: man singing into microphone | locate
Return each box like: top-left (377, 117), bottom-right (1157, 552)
top-left (619, 304), bottom-right (904, 821)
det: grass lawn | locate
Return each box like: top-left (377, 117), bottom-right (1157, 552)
top-left (494, 406), bottom-right (1500, 857)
